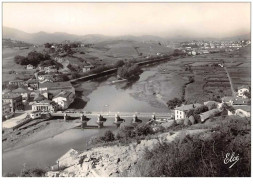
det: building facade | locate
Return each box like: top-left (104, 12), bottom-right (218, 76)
top-left (2, 93), bottom-right (23, 112)
top-left (174, 103), bottom-right (202, 120)
top-left (2, 102), bottom-right (14, 119)
top-left (31, 100), bottom-right (58, 112)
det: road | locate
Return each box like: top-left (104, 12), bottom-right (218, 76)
top-left (2, 111), bottom-right (32, 129)
top-left (224, 66), bottom-right (236, 96)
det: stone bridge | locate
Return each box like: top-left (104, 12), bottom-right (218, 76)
top-left (51, 111), bottom-right (172, 128)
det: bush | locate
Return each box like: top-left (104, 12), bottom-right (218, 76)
top-left (128, 116), bottom-right (250, 177)
top-left (167, 98), bottom-right (183, 109)
top-left (20, 168), bottom-right (46, 177)
top-left (102, 130), bottom-right (115, 142)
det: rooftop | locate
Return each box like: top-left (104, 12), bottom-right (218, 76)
top-left (53, 91), bottom-right (72, 99)
top-left (3, 93), bottom-right (22, 99)
top-left (39, 81), bottom-right (73, 89)
top-left (12, 87), bottom-right (29, 93)
top-left (175, 103), bottom-right (202, 111)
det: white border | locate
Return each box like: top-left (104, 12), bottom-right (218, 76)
top-left (0, 1), bottom-right (252, 195)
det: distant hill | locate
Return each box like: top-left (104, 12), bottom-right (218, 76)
top-left (3, 26), bottom-right (251, 44)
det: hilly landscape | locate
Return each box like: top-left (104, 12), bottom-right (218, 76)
top-left (3, 26), bottom-right (250, 45)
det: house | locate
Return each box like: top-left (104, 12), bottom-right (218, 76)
top-left (38, 74), bottom-right (54, 82)
top-left (82, 65), bottom-right (95, 73)
top-left (174, 103), bottom-right (202, 120)
top-left (191, 51), bottom-right (197, 55)
top-left (221, 96), bottom-right (234, 106)
top-left (3, 89), bottom-right (11, 94)
top-left (9, 80), bottom-right (26, 87)
top-left (200, 109), bottom-right (221, 122)
top-left (228, 105), bottom-right (251, 117)
top-left (222, 96), bottom-right (250, 106)
top-left (26, 64), bottom-right (35, 70)
top-left (237, 85), bottom-right (250, 98)
top-left (12, 87), bottom-right (30, 101)
top-left (2, 93), bottom-right (23, 112)
top-left (52, 91), bottom-right (75, 110)
top-left (45, 66), bottom-right (58, 74)
top-left (2, 102), bottom-right (14, 119)
top-left (27, 79), bottom-right (39, 90)
top-left (233, 97), bottom-right (250, 105)
top-left (39, 81), bottom-right (75, 97)
top-left (31, 99), bottom-right (58, 112)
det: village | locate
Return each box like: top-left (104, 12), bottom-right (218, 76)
top-left (2, 38), bottom-right (251, 130)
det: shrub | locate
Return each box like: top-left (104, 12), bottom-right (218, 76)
top-left (167, 98), bottom-right (183, 109)
top-left (135, 124), bottom-right (154, 136)
top-left (128, 116), bottom-right (250, 177)
top-left (20, 168), bottom-right (46, 177)
top-left (102, 130), bottom-right (115, 142)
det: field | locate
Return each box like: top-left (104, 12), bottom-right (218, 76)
top-left (2, 46), bottom-right (44, 82)
top-left (2, 39), bottom-right (174, 83)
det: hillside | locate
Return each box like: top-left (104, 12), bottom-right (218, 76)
top-left (43, 115), bottom-right (250, 177)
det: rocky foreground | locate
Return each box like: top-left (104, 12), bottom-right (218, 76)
top-left (46, 129), bottom-right (208, 177)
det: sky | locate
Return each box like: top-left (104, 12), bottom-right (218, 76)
top-left (3, 2), bottom-right (251, 38)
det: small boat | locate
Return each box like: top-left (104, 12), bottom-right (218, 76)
top-left (111, 78), bottom-right (127, 84)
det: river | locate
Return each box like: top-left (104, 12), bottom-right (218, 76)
top-left (2, 66), bottom-right (170, 176)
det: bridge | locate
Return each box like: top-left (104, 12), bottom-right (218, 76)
top-left (50, 111), bottom-right (173, 128)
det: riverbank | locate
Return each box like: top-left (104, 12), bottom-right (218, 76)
top-left (46, 128), bottom-right (210, 177)
top-left (2, 119), bottom-right (82, 152)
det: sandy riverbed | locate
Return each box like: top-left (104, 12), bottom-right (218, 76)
top-left (2, 120), bottom-right (82, 152)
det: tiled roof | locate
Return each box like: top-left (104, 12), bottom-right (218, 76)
top-left (175, 103), bottom-right (202, 111)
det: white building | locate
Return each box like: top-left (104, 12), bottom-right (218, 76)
top-left (26, 64), bottom-right (34, 70)
top-left (237, 85), bottom-right (250, 98)
top-left (174, 103), bottom-right (202, 120)
top-left (83, 65), bottom-right (95, 73)
top-left (52, 91), bottom-right (75, 110)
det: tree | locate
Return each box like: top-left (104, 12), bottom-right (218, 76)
top-left (44, 43), bottom-right (52, 48)
top-left (14, 55), bottom-right (29, 65)
top-left (167, 98), bottom-right (183, 109)
top-left (117, 63), bottom-right (142, 80)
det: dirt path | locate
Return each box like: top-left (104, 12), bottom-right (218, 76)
top-left (224, 66), bottom-right (236, 96)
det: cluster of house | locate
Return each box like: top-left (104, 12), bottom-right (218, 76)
top-left (174, 85), bottom-right (251, 123)
top-left (179, 40), bottom-right (251, 56)
top-left (2, 80), bottom-right (75, 119)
